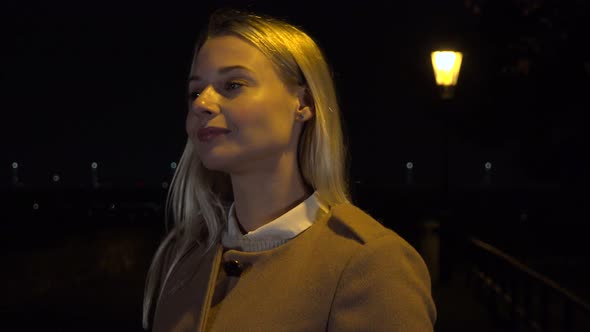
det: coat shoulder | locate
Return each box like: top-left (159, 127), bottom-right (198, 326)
top-left (328, 203), bottom-right (402, 245)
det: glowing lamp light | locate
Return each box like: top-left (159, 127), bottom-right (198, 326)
top-left (431, 51), bottom-right (463, 99)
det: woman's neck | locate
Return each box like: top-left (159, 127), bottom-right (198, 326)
top-left (230, 170), bottom-right (312, 233)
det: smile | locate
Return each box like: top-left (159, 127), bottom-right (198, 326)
top-left (197, 127), bottom-right (231, 142)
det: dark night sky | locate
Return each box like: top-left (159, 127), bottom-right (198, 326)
top-left (2, 0), bottom-right (589, 194)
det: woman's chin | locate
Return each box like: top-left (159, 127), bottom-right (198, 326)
top-left (201, 159), bottom-right (226, 172)
top-left (200, 155), bottom-right (234, 173)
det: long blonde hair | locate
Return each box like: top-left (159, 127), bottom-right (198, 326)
top-left (142, 8), bottom-right (351, 329)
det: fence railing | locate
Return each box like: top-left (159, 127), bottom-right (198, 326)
top-left (467, 237), bottom-right (590, 332)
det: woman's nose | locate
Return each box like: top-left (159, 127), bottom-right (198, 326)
top-left (191, 85), bottom-right (220, 117)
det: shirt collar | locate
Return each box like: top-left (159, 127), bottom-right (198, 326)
top-left (226, 191), bottom-right (328, 241)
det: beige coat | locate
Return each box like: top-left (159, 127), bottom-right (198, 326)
top-left (151, 203), bottom-right (437, 331)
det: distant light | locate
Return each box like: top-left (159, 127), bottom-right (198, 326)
top-left (161, 181), bottom-right (169, 189)
top-left (170, 162), bottom-right (177, 169)
top-left (52, 174), bottom-right (60, 182)
top-left (520, 212), bottom-right (528, 221)
top-left (484, 162), bottom-right (492, 170)
top-left (12, 162), bottom-right (19, 169)
top-left (109, 203), bottom-right (116, 210)
top-left (91, 162), bottom-right (98, 169)
top-left (406, 162), bottom-right (414, 170)
top-left (431, 51), bottom-right (463, 87)
top-left (33, 202), bottom-right (39, 210)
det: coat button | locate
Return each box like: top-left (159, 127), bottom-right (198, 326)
top-left (223, 259), bottom-right (243, 277)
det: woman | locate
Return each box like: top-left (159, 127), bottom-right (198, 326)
top-left (143, 7), bottom-right (436, 331)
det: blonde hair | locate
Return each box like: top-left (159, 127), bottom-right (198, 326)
top-left (142, 8), bottom-right (350, 329)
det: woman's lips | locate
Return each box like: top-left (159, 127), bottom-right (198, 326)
top-left (197, 127), bottom-right (231, 142)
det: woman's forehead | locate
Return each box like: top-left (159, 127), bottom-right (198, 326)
top-left (191, 36), bottom-right (268, 74)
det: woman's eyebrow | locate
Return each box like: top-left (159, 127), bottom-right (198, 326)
top-left (187, 65), bottom-right (254, 83)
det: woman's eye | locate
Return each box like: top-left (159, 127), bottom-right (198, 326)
top-left (188, 91), bottom-right (201, 101)
top-left (225, 81), bottom-right (244, 91)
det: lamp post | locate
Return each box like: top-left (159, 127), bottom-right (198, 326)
top-left (431, 50), bottom-right (463, 205)
top-left (430, 50), bottom-right (463, 285)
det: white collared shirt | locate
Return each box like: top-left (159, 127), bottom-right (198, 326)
top-left (222, 191), bottom-right (328, 251)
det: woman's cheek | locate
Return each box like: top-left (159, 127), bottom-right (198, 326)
top-left (185, 114), bottom-right (198, 138)
top-left (232, 106), bottom-right (264, 124)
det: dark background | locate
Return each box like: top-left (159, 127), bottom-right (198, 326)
top-left (1, 0), bottom-right (589, 331)
top-left (3, 0), bottom-right (588, 190)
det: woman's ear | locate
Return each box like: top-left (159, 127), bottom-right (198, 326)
top-left (295, 86), bottom-right (314, 122)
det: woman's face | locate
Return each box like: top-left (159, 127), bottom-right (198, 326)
top-left (186, 35), bottom-right (306, 174)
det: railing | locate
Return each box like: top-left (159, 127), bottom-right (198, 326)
top-left (467, 237), bottom-right (590, 332)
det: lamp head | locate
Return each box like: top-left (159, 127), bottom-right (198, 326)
top-left (431, 51), bottom-right (463, 99)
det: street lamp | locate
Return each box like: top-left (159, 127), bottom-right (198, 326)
top-left (429, 49), bottom-right (463, 286)
top-left (430, 49), bottom-right (463, 190)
